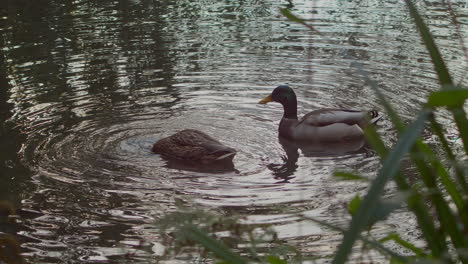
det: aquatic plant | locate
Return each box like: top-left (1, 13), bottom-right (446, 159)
top-left (329, 0), bottom-right (467, 262)
top-left (0, 201), bottom-right (24, 264)
top-left (157, 200), bottom-right (300, 263)
top-left (161, 0), bottom-right (467, 263)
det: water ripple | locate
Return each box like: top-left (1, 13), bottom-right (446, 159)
top-left (2, 0), bottom-right (466, 262)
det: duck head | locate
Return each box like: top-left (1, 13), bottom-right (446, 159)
top-left (259, 85), bottom-right (298, 119)
top-left (259, 85), bottom-right (296, 104)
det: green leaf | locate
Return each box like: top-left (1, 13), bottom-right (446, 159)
top-left (349, 195), bottom-right (403, 229)
top-left (380, 233), bottom-right (426, 257)
top-left (404, 0), bottom-right (452, 86)
top-left (405, 0), bottom-right (468, 154)
top-left (357, 65), bottom-right (446, 257)
top-left (300, 215), bottom-right (408, 262)
top-left (363, 125), bottom-right (389, 158)
top-left (352, 61), bottom-right (405, 130)
top-left (429, 115), bottom-right (468, 195)
top-left (333, 110), bottom-right (431, 264)
top-left (334, 172), bottom-right (369, 182)
top-left (427, 89), bottom-right (468, 108)
top-left (279, 8), bottom-right (320, 33)
top-left (347, 195), bottom-right (361, 216)
top-left (370, 198), bottom-right (404, 226)
top-left (184, 225), bottom-right (247, 264)
top-left (265, 256), bottom-right (288, 264)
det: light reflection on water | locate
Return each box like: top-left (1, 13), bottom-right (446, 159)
top-left (0, 0), bottom-right (466, 262)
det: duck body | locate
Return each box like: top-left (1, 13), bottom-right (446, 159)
top-left (152, 129), bottom-right (236, 163)
top-left (259, 85), bottom-right (380, 142)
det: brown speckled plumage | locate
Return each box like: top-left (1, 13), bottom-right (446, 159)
top-left (152, 129), bottom-right (236, 163)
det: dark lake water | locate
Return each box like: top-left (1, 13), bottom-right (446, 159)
top-left (0, 0), bottom-right (466, 262)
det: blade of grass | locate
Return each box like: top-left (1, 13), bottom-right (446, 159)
top-left (430, 155), bottom-right (466, 215)
top-left (450, 108), bottom-right (468, 154)
top-left (410, 147), bottom-right (467, 259)
top-left (279, 8), bottom-right (320, 34)
top-left (184, 225), bottom-right (247, 264)
top-left (415, 134), bottom-right (466, 208)
top-left (404, 0), bottom-right (452, 86)
top-left (352, 62), bottom-right (405, 130)
top-left (429, 115), bottom-right (468, 194)
top-left (334, 172), bottom-right (369, 181)
top-left (265, 256), bottom-right (288, 264)
top-left (300, 215), bottom-right (408, 262)
top-left (348, 195), bottom-right (361, 216)
top-left (442, 0), bottom-right (468, 63)
top-left (363, 125), bottom-right (389, 158)
top-left (407, 141), bottom-right (462, 259)
top-left (427, 89), bottom-right (468, 108)
top-left (360, 73), bottom-right (447, 258)
top-left (332, 110), bottom-right (431, 264)
top-left (379, 233), bottom-right (426, 257)
top-left (356, 59), bottom-right (463, 259)
top-left (404, 0), bottom-right (468, 154)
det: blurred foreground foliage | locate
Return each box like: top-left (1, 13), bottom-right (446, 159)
top-left (160, 0), bottom-right (467, 263)
top-left (0, 201), bottom-right (24, 264)
top-left (158, 199), bottom-right (302, 263)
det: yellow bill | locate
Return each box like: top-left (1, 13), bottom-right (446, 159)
top-left (258, 94), bottom-right (273, 104)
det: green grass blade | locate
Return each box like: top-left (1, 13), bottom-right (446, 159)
top-left (332, 110), bottom-right (431, 264)
top-left (365, 119), bottom-right (446, 256)
top-left (398, 175), bottom-right (447, 257)
top-left (409, 149), bottom-right (466, 261)
top-left (334, 172), bottom-right (369, 181)
top-left (265, 256), bottom-right (288, 264)
top-left (404, 0), bottom-right (468, 154)
top-left (427, 89), bottom-right (468, 108)
top-left (379, 233), bottom-right (426, 257)
top-left (358, 52), bottom-right (466, 254)
top-left (300, 215), bottom-right (408, 262)
top-left (279, 8), bottom-right (320, 33)
top-left (353, 62), bottom-right (405, 130)
top-left (363, 125), bottom-right (389, 158)
top-left (404, 0), bottom-right (452, 86)
top-left (429, 115), bottom-right (468, 194)
top-left (451, 108), bottom-right (468, 154)
top-left (431, 157), bottom-right (465, 213)
top-left (184, 225), bottom-right (247, 264)
top-left (347, 195), bottom-right (361, 216)
top-left (412, 136), bottom-right (465, 209)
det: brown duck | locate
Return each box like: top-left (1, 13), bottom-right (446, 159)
top-left (152, 129), bottom-right (236, 163)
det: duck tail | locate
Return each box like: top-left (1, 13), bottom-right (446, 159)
top-left (215, 151), bottom-right (237, 161)
top-left (368, 110), bottom-right (382, 124)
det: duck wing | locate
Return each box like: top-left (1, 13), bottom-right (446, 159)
top-left (298, 109), bottom-right (378, 127)
top-left (169, 129), bottom-right (222, 146)
top-left (152, 129), bottom-right (236, 161)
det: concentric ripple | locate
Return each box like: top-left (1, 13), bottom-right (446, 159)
top-left (1, 0), bottom-right (466, 262)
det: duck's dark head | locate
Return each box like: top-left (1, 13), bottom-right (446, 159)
top-left (259, 85), bottom-right (296, 105)
top-left (259, 85), bottom-right (298, 119)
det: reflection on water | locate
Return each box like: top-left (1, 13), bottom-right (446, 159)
top-left (0, 0), bottom-right (466, 262)
top-left (269, 135), bottom-right (367, 182)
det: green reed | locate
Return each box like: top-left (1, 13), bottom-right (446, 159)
top-left (162, 1), bottom-right (467, 263)
top-left (332, 0), bottom-right (467, 262)
top-left (0, 201), bottom-right (25, 264)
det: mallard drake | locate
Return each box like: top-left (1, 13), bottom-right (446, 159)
top-left (259, 85), bottom-right (380, 142)
top-left (152, 129), bottom-right (236, 163)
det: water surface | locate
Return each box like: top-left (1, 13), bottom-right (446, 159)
top-left (0, 0), bottom-right (466, 262)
